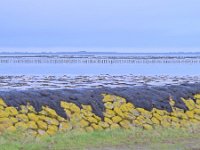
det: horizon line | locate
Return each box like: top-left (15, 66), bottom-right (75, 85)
top-left (1, 51), bottom-right (200, 54)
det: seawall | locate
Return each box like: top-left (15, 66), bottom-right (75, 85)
top-left (1, 83), bottom-right (200, 136)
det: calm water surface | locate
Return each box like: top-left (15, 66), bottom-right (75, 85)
top-left (0, 63), bottom-right (199, 76)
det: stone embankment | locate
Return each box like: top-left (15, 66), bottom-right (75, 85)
top-left (0, 84), bottom-right (200, 137)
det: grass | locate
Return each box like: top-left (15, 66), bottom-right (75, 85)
top-left (1, 127), bottom-right (200, 150)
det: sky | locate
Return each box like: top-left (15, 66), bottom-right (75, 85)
top-left (0, 0), bottom-right (200, 52)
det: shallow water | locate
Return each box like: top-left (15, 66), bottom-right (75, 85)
top-left (0, 53), bottom-right (200, 76)
top-left (0, 63), bottom-right (200, 76)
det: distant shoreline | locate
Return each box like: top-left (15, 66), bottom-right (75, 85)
top-left (1, 51), bottom-right (200, 55)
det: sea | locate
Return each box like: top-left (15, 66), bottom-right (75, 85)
top-left (0, 52), bottom-right (200, 76)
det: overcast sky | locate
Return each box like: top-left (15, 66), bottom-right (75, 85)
top-left (0, 0), bottom-right (200, 52)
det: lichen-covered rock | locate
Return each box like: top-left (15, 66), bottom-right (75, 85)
top-left (151, 117), bottom-right (160, 124)
top-left (114, 107), bottom-right (124, 117)
top-left (194, 94), bottom-right (200, 100)
top-left (59, 122), bottom-right (72, 131)
top-left (7, 126), bottom-right (16, 132)
top-left (104, 109), bottom-right (115, 118)
top-left (27, 121), bottom-right (38, 129)
top-left (10, 117), bottom-right (18, 123)
top-left (119, 120), bottom-right (131, 129)
top-left (104, 102), bottom-right (114, 109)
top-left (110, 123), bottom-right (120, 129)
top-left (102, 94), bottom-right (115, 102)
top-left (85, 126), bottom-right (94, 132)
top-left (86, 117), bottom-right (98, 124)
top-left (112, 116), bottom-right (122, 123)
top-left (5, 107), bottom-right (18, 116)
top-left (143, 124), bottom-right (153, 130)
top-left (79, 119), bottom-right (89, 128)
top-left (38, 129), bottom-right (47, 136)
top-left (69, 103), bottom-right (81, 113)
top-left (153, 113), bottom-right (162, 121)
top-left (81, 105), bottom-right (92, 111)
top-left (186, 111), bottom-right (194, 118)
top-left (47, 125), bottom-right (58, 135)
top-left (182, 99), bottom-right (196, 110)
top-left (104, 117), bottom-right (113, 125)
top-left (37, 120), bottom-right (48, 130)
top-left (43, 107), bottom-right (58, 118)
top-left (1, 91), bottom-right (200, 136)
top-left (16, 114), bottom-right (29, 122)
top-left (28, 113), bottom-right (39, 122)
top-left (61, 101), bottom-right (71, 109)
top-left (15, 122), bottom-right (28, 129)
top-left (0, 118), bottom-right (13, 127)
top-left (99, 121), bottom-right (109, 128)
top-left (44, 117), bottom-right (59, 126)
top-left (0, 110), bottom-right (9, 118)
top-left (91, 123), bottom-right (103, 130)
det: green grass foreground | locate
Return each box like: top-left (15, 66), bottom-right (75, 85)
top-left (1, 127), bottom-right (200, 150)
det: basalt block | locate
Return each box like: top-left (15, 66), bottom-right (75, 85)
top-left (0, 84), bottom-right (200, 137)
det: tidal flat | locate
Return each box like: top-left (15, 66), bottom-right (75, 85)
top-left (1, 75), bottom-right (200, 90)
top-left (1, 53), bottom-right (200, 149)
